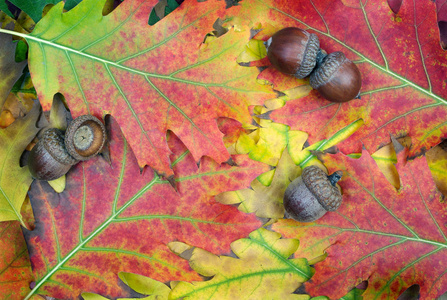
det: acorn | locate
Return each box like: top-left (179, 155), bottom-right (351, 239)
top-left (28, 115), bottom-right (106, 181)
top-left (28, 128), bottom-right (79, 181)
top-left (283, 165), bottom-right (343, 223)
top-left (266, 27), bottom-right (320, 79)
top-left (310, 51), bottom-right (362, 102)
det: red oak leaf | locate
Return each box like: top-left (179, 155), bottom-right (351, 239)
top-left (234, 0), bottom-right (447, 159)
top-left (0, 221), bottom-right (34, 299)
top-left (23, 117), bottom-right (268, 299)
top-left (23, 0), bottom-right (273, 176)
top-left (273, 147), bottom-right (447, 299)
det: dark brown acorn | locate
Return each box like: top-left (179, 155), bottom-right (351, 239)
top-left (310, 51), bottom-right (362, 103)
top-left (64, 114), bottom-right (106, 161)
top-left (283, 165), bottom-right (343, 223)
top-left (28, 115), bottom-right (106, 181)
top-left (28, 128), bottom-right (79, 181)
top-left (266, 27), bottom-right (320, 79)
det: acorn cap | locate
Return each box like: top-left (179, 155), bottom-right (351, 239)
top-left (42, 128), bottom-right (78, 165)
top-left (65, 115), bottom-right (106, 161)
top-left (301, 165), bottom-right (342, 211)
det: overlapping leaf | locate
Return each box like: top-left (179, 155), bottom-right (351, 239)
top-left (217, 150), bottom-right (299, 219)
top-left (0, 102), bottom-right (39, 226)
top-left (3, 0), bottom-right (61, 22)
top-left (273, 147), bottom-right (447, 299)
top-left (426, 141), bottom-right (447, 197)
top-left (218, 120), bottom-right (362, 219)
top-left (0, 221), bottom-right (34, 299)
top-left (168, 228), bottom-right (314, 299)
top-left (233, 0), bottom-right (447, 158)
top-left (0, 23), bottom-right (26, 108)
top-left (23, 117), bottom-right (269, 299)
top-left (83, 237), bottom-right (365, 300)
top-left (1, 0), bottom-right (274, 176)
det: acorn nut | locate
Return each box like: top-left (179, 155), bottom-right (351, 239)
top-left (283, 165), bottom-right (343, 222)
top-left (28, 115), bottom-right (106, 181)
top-left (266, 27), bottom-right (320, 79)
top-left (310, 51), bottom-right (362, 102)
top-left (28, 128), bottom-right (79, 181)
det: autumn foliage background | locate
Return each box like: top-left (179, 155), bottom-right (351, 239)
top-left (1, 0), bottom-right (447, 299)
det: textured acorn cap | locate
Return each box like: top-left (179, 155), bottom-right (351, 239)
top-left (301, 165), bottom-right (342, 211)
top-left (65, 115), bottom-right (106, 161)
top-left (28, 128), bottom-right (78, 181)
top-left (42, 128), bottom-right (78, 165)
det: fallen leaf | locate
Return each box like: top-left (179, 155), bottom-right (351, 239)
top-left (217, 149), bottom-right (299, 219)
top-left (168, 228), bottom-right (314, 300)
top-left (0, 221), bottom-right (34, 299)
top-left (7, 0), bottom-right (273, 176)
top-left (23, 117), bottom-right (268, 299)
top-left (0, 22), bottom-right (27, 108)
top-left (218, 121), bottom-right (362, 219)
top-left (0, 102), bottom-right (40, 226)
top-left (234, 0), bottom-right (447, 159)
top-left (5, 0), bottom-right (62, 22)
top-left (273, 147), bottom-right (447, 299)
top-left (426, 140), bottom-right (447, 197)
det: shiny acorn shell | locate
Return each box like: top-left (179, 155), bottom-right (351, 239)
top-left (283, 165), bottom-right (343, 223)
top-left (64, 115), bottom-right (106, 161)
top-left (28, 128), bottom-right (79, 181)
top-left (266, 27), bottom-right (320, 79)
top-left (310, 51), bottom-right (362, 102)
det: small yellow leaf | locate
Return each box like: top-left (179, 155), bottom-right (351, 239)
top-left (81, 293), bottom-right (110, 300)
top-left (216, 150), bottom-right (299, 219)
top-left (48, 175), bottom-right (66, 193)
top-left (118, 272), bottom-right (171, 299)
top-left (236, 39), bottom-right (267, 63)
top-left (169, 228), bottom-right (314, 300)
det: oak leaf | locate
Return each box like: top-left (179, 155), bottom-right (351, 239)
top-left (0, 102), bottom-right (39, 226)
top-left (9, 0), bottom-right (273, 176)
top-left (0, 23), bottom-right (26, 108)
top-left (23, 117), bottom-right (269, 299)
top-left (273, 147), bottom-right (447, 299)
top-left (218, 120), bottom-right (362, 219)
top-left (168, 228), bottom-right (314, 300)
top-left (0, 221), bottom-right (34, 299)
top-left (234, 0), bottom-right (447, 159)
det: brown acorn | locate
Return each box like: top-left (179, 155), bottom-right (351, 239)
top-left (283, 165), bottom-right (343, 223)
top-left (310, 51), bottom-right (362, 102)
top-left (28, 128), bottom-right (79, 181)
top-left (266, 27), bottom-right (320, 79)
top-left (28, 115), bottom-right (106, 181)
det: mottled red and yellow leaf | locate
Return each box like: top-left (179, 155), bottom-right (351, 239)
top-left (23, 117), bottom-right (268, 299)
top-left (234, 0), bottom-right (447, 158)
top-left (0, 221), bottom-right (34, 299)
top-left (273, 147), bottom-right (447, 299)
top-left (0, 0), bottom-right (274, 176)
top-left (168, 228), bottom-right (314, 300)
